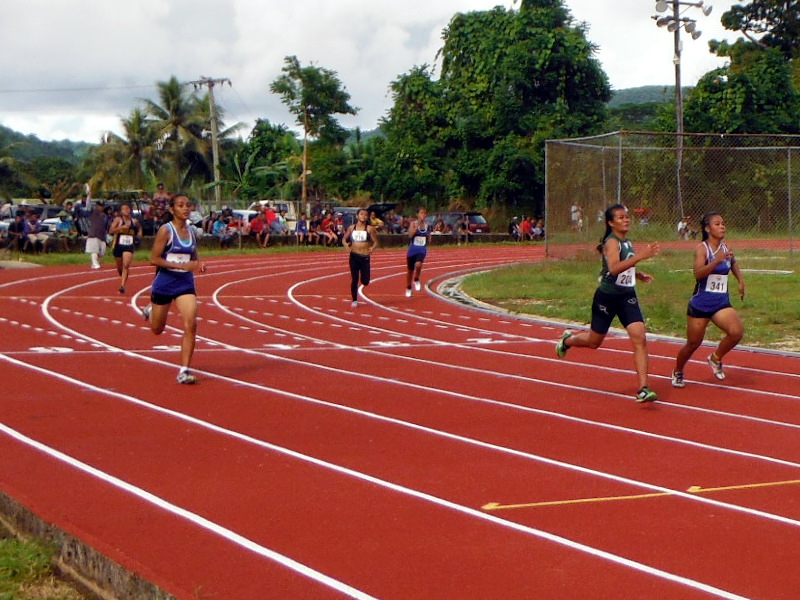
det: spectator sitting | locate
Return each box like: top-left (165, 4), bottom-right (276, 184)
top-left (203, 211), bottom-right (218, 235)
top-left (212, 214), bottom-right (233, 249)
top-left (295, 213), bottom-right (310, 244)
top-left (508, 217), bottom-right (521, 242)
top-left (54, 210), bottom-right (79, 250)
top-left (24, 211), bottom-right (50, 254)
top-left (249, 212), bottom-right (270, 248)
top-left (456, 217), bottom-right (472, 245)
top-left (370, 210), bottom-right (385, 232)
top-left (521, 216), bottom-right (532, 241)
top-left (319, 212), bottom-right (338, 246)
top-left (532, 219), bottom-right (545, 241)
top-left (433, 216), bottom-right (451, 235)
top-left (5, 214), bottom-right (25, 256)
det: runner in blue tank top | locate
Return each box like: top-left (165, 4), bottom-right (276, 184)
top-left (405, 207), bottom-right (430, 297)
top-left (555, 203), bottom-right (661, 403)
top-left (140, 194), bottom-right (207, 384)
top-left (672, 212), bottom-right (745, 387)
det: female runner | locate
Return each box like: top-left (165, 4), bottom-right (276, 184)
top-left (109, 203), bottom-right (140, 293)
top-left (343, 208), bottom-right (378, 307)
top-left (672, 212), bottom-right (745, 387)
top-left (405, 207), bottom-right (430, 297)
top-left (555, 203), bottom-right (661, 403)
top-left (141, 194), bottom-right (206, 384)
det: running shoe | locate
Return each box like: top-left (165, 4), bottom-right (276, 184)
top-left (414, 280), bottom-right (421, 291)
top-left (671, 371), bottom-right (685, 388)
top-left (636, 387), bottom-right (658, 403)
top-left (707, 354), bottom-right (725, 380)
top-left (177, 370), bottom-right (197, 384)
top-left (119, 286), bottom-right (126, 294)
top-left (405, 288), bottom-right (412, 297)
top-left (141, 303), bottom-right (152, 321)
top-left (555, 330), bottom-right (572, 358)
top-left (351, 301), bottom-right (358, 308)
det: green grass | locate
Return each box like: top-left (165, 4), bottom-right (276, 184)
top-left (0, 537), bottom-right (84, 600)
top-left (462, 249), bottom-right (800, 350)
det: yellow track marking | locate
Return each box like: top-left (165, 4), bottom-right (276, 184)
top-left (482, 478), bottom-right (800, 511)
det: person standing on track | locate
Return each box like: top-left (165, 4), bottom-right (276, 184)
top-left (555, 203), bottom-right (661, 403)
top-left (109, 203), bottom-right (140, 294)
top-left (671, 212), bottom-right (745, 387)
top-left (343, 207), bottom-right (378, 308)
top-left (141, 194), bottom-right (207, 384)
top-left (405, 207), bottom-right (431, 297)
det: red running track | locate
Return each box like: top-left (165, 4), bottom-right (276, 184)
top-left (1, 244), bottom-right (800, 599)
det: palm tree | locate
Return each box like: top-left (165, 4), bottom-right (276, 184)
top-left (92, 108), bottom-right (163, 190)
top-left (142, 76), bottom-right (206, 189)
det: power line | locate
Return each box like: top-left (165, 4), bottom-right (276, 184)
top-left (0, 84), bottom-right (156, 95)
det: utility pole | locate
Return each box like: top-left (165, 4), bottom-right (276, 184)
top-left (186, 76), bottom-right (231, 211)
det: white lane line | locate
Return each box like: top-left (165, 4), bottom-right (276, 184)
top-left (0, 354), bottom-right (757, 600)
top-left (0, 419), bottom-right (378, 600)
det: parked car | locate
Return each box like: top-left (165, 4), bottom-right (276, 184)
top-left (426, 211), bottom-right (491, 234)
top-left (333, 203), bottom-right (398, 231)
top-left (246, 200), bottom-right (297, 229)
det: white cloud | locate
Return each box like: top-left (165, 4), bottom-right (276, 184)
top-left (0, 0), bottom-right (744, 143)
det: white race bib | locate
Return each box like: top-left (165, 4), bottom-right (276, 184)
top-left (413, 236), bottom-right (427, 247)
top-left (705, 273), bottom-right (728, 294)
top-left (118, 234), bottom-right (134, 246)
top-left (351, 230), bottom-right (367, 242)
top-left (615, 267), bottom-right (636, 287)
top-left (166, 252), bottom-right (190, 271)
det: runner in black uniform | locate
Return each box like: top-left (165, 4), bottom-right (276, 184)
top-left (671, 212), bottom-right (745, 387)
top-left (109, 203), bottom-right (140, 294)
top-left (343, 208), bottom-right (378, 307)
top-left (555, 203), bottom-right (661, 403)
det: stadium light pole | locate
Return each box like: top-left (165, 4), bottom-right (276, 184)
top-left (653, 0), bottom-right (712, 219)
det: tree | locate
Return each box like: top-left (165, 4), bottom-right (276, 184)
top-left (716, 0), bottom-right (800, 59)
top-left (90, 108), bottom-right (163, 191)
top-left (379, 1), bottom-right (610, 212)
top-left (270, 56), bottom-right (358, 205)
top-left (685, 43), bottom-right (800, 134)
top-left (142, 76), bottom-right (207, 189)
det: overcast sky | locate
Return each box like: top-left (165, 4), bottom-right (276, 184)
top-left (0, 0), bottom-right (740, 144)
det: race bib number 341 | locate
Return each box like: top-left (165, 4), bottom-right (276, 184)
top-left (706, 273), bottom-right (728, 293)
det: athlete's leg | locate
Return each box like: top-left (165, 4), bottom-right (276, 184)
top-left (674, 316), bottom-right (710, 373)
top-left (626, 321), bottom-right (650, 390)
top-left (149, 302), bottom-right (171, 336)
top-left (173, 294), bottom-right (198, 369)
top-left (710, 307), bottom-right (744, 361)
top-left (349, 255), bottom-right (360, 301)
top-left (564, 329), bottom-right (606, 350)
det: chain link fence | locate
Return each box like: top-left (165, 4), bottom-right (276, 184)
top-left (545, 131), bottom-right (800, 258)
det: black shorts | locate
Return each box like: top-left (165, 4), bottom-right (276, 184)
top-left (407, 253), bottom-right (426, 271)
top-left (151, 289), bottom-right (196, 306)
top-left (590, 288), bottom-right (644, 334)
top-left (687, 302), bottom-right (732, 320)
top-left (112, 244), bottom-right (135, 258)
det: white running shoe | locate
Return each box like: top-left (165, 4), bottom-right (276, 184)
top-left (707, 354), bottom-right (725, 380)
top-left (671, 371), bottom-right (686, 388)
top-left (351, 301), bottom-right (358, 308)
top-left (177, 370), bottom-right (197, 384)
top-left (141, 304), bottom-right (152, 321)
top-left (405, 288), bottom-right (412, 297)
top-left (414, 280), bottom-right (421, 291)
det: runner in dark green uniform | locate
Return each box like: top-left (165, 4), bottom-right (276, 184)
top-left (555, 203), bottom-right (661, 403)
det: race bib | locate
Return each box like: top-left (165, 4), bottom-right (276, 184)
top-left (616, 267), bottom-right (636, 287)
top-left (166, 252), bottom-right (190, 271)
top-left (351, 230), bottom-right (367, 242)
top-left (413, 236), bottom-right (427, 247)
top-left (119, 234), bottom-right (134, 246)
top-left (706, 273), bottom-right (728, 293)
